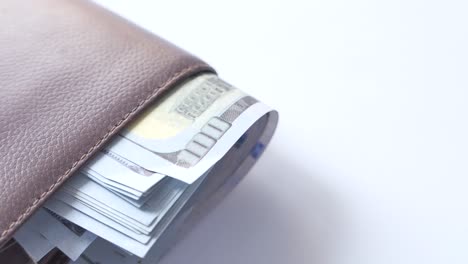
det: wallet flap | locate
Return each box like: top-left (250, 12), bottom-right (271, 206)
top-left (0, 0), bottom-right (213, 244)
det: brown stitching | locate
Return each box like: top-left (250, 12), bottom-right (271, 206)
top-left (0, 63), bottom-right (209, 239)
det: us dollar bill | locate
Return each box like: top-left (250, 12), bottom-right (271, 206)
top-left (10, 73), bottom-right (279, 262)
top-left (44, 172), bottom-right (208, 258)
top-left (83, 151), bottom-right (165, 198)
top-left (17, 208), bottom-right (96, 261)
top-left (98, 74), bottom-right (273, 183)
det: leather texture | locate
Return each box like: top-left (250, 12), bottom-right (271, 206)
top-left (0, 0), bottom-right (214, 244)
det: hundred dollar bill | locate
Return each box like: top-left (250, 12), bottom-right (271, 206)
top-left (82, 151), bottom-right (165, 198)
top-left (13, 224), bottom-right (54, 262)
top-left (99, 73), bottom-right (274, 183)
top-left (18, 208), bottom-right (96, 261)
top-left (55, 173), bottom-right (186, 235)
top-left (44, 172), bottom-right (208, 258)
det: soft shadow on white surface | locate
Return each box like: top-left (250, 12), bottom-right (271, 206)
top-left (159, 148), bottom-right (344, 264)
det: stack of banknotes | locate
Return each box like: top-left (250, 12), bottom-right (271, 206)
top-left (9, 74), bottom-right (278, 263)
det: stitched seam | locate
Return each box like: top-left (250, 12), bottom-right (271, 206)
top-left (0, 63), bottom-right (208, 240)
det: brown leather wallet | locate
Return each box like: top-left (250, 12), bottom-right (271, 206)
top-left (0, 0), bottom-right (213, 258)
top-left (0, 1), bottom-right (280, 263)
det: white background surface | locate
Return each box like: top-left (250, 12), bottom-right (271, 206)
top-left (94, 1), bottom-right (468, 263)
